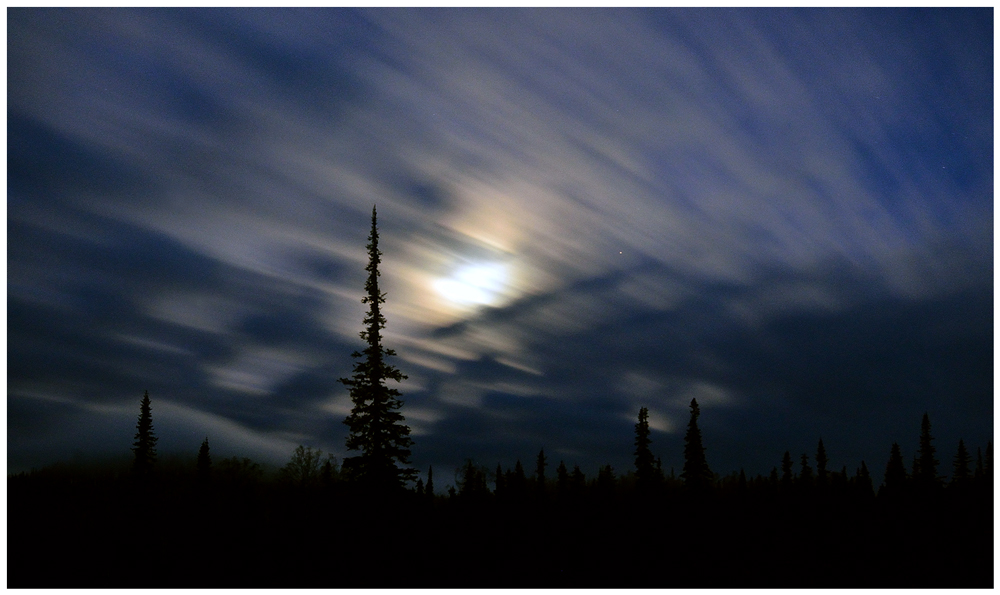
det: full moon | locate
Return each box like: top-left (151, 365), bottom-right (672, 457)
top-left (433, 262), bottom-right (509, 307)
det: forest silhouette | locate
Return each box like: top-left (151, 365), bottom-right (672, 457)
top-left (8, 207), bottom-right (992, 588)
top-left (8, 398), bottom-right (994, 588)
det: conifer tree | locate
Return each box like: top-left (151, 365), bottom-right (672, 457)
top-left (340, 206), bottom-right (415, 491)
top-left (495, 463), bottom-right (505, 497)
top-left (815, 439), bottom-right (829, 489)
top-left (780, 451), bottom-right (794, 490)
top-left (597, 464), bottom-right (616, 500)
top-left (855, 460), bottom-right (873, 498)
top-left (799, 453), bottom-right (813, 488)
top-left (321, 456), bottom-right (338, 485)
top-left (425, 465), bottom-right (434, 501)
top-left (681, 398), bottom-right (712, 490)
top-left (571, 465), bottom-right (586, 499)
top-left (914, 412), bottom-right (939, 488)
top-left (131, 390), bottom-right (158, 478)
top-left (556, 460), bottom-right (569, 500)
top-left (882, 442), bottom-right (908, 496)
top-left (458, 459), bottom-right (487, 499)
top-left (634, 407), bottom-right (656, 491)
top-left (951, 439), bottom-right (972, 485)
top-left (535, 448), bottom-right (547, 498)
top-left (512, 459), bottom-right (527, 498)
top-left (196, 437), bottom-right (211, 484)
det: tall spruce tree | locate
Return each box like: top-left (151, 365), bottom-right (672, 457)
top-left (535, 448), bottom-right (547, 498)
top-left (196, 437), bottom-right (212, 484)
top-left (556, 460), bottom-right (569, 500)
top-left (681, 398), bottom-right (712, 490)
top-left (571, 464), bottom-right (586, 502)
top-left (856, 460), bottom-right (874, 498)
top-left (882, 442), bottom-right (908, 496)
top-left (495, 463), bottom-right (506, 497)
top-left (815, 439), bottom-right (829, 489)
top-left (511, 459), bottom-right (527, 498)
top-left (458, 459), bottom-right (488, 499)
top-left (340, 206), bottom-right (415, 491)
top-left (780, 451), bottom-right (794, 490)
top-left (952, 439), bottom-right (972, 485)
top-left (798, 453), bottom-right (813, 488)
top-left (634, 407), bottom-right (656, 492)
top-left (914, 413), bottom-right (939, 489)
top-left (131, 390), bottom-right (158, 478)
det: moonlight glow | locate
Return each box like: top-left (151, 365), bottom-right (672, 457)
top-left (434, 262), bottom-right (509, 307)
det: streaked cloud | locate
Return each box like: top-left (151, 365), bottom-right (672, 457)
top-left (8, 8), bottom-right (991, 483)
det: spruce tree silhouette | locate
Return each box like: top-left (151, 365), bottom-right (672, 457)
top-left (681, 398), bottom-right (712, 491)
top-left (781, 451), bottom-right (794, 491)
top-left (914, 413), bottom-right (940, 490)
top-left (458, 459), bottom-right (487, 499)
top-left (511, 459), bottom-right (527, 500)
top-left (340, 205), bottom-right (415, 491)
top-left (815, 439), bottom-right (829, 490)
top-left (535, 448), bottom-right (547, 499)
top-left (196, 437), bottom-right (211, 484)
top-left (321, 456), bottom-right (338, 486)
top-left (556, 460), bottom-right (569, 500)
top-left (495, 463), bottom-right (505, 498)
top-left (881, 442), bottom-right (908, 497)
top-left (571, 465), bottom-right (586, 501)
top-left (634, 407), bottom-right (656, 492)
top-left (131, 390), bottom-right (158, 478)
top-left (596, 464), bottom-right (616, 501)
top-left (798, 453), bottom-right (813, 488)
top-left (425, 465), bottom-right (434, 502)
top-left (855, 460), bottom-right (873, 498)
top-left (832, 465), bottom-right (847, 494)
top-left (951, 439), bottom-right (972, 486)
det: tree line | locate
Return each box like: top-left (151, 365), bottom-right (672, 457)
top-left (8, 205), bottom-right (991, 588)
top-left (54, 380), bottom-right (991, 511)
top-left (105, 205), bottom-right (994, 502)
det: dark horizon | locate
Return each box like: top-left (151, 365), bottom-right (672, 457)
top-left (8, 8), bottom-right (993, 491)
top-left (9, 395), bottom-right (993, 588)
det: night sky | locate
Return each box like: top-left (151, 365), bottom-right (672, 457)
top-left (8, 8), bottom-right (993, 488)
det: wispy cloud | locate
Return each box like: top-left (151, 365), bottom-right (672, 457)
top-left (8, 9), bottom-right (991, 480)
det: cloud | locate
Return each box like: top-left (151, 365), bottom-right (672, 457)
top-left (7, 9), bottom-right (991, 484)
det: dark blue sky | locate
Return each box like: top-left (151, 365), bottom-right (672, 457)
top-left (8, 8), bottom-right (993, 487)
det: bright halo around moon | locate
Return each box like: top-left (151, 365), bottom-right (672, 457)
top-left (433, 262), bottom-right (509, 307)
